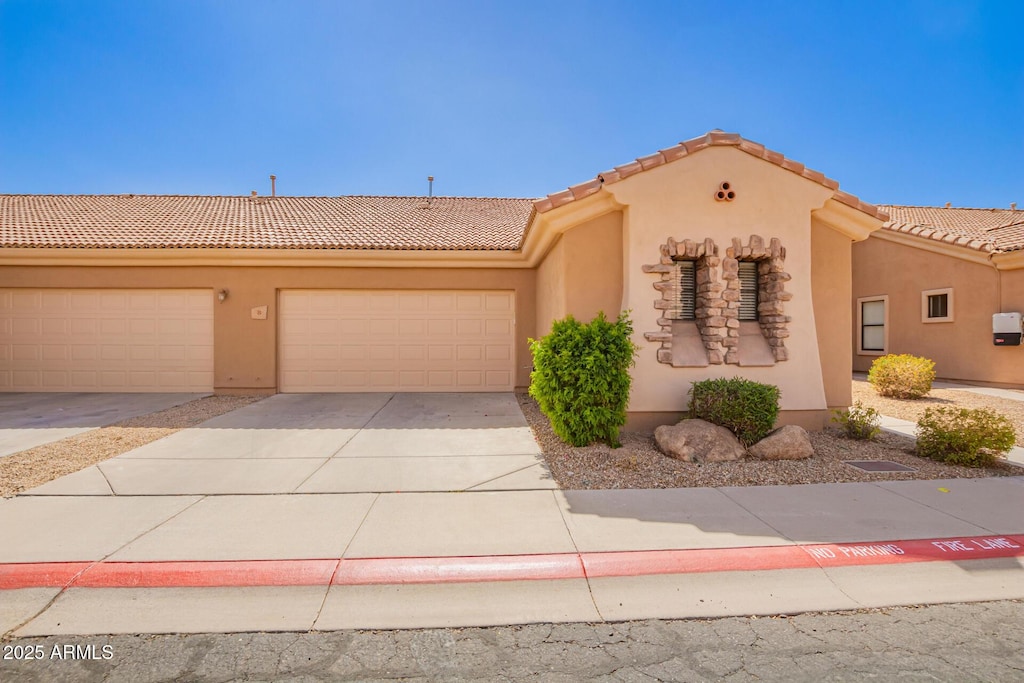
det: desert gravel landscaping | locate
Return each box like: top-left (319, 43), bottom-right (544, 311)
top-left (852, 378), bottom-right (1024, 445)
top-left (0, 394), bottom-right (264, 498)
top-left (520, 379), bottom-right (1021, 490)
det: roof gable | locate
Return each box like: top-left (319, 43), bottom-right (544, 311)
top-left (532, 131), bottom-right (888, 222)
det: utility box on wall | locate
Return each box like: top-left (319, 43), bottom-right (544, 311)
top-left (993, 312), bottom-right (1022, 346)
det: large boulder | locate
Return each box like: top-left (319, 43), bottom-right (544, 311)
top-left (747, 425), bottom-right (814, 460)
top-left (654, 419), bottom-right (745, 463)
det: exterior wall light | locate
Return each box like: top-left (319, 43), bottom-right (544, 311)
top-left (217, 289), bottom-right (229, 302)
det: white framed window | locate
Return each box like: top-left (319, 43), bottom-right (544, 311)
top-left (857, 295), bottom-right (888, 356)
top-left (921, 287), bottom-right (954, 323)
top-left (666, 260), bottom-right (696, 321)
top-left (738, 261), bottom-right (759, 321)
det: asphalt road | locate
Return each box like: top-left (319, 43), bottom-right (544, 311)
top-left (2, 600), bottom-right (1022, 682)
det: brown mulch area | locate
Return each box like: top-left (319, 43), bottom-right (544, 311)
top-left (0, 395), bottom-right (265, 498)
top-left (519, 385), bottom-right (1020, 490)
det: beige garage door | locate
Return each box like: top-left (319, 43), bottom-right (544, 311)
top-left (0, 289), bottom-right (214, 392)
top-left (279, 290), bottom-right (515, 392)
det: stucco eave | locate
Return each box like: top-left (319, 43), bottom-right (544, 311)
top-left (869, 229), bottom-right (995, 267)
top-left (811, 198), bottom-right (884, 242)
top-left (0, 247), bottom-right (533, 269)
top-left (520, 191), bottom-right (624, 266)
top-left (992, 250), bottom-right (1024, 271)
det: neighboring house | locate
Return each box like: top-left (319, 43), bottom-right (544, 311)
top-left (852, 204), bottom-right (1024, 388)
top-left (0, 131), bottom-right (886, 430)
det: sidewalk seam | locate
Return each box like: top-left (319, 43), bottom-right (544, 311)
top-left (310, 492), bottom-right (383, 628)
top-left (549, 490), bottom-right (606, 623)
top-left (3, 494), bottom-right (207, 638)
top-left (714, 486), bottom-right (865, 608)
top-left (867, 481), bottom-right (999, 535)
top-left (292, 393), bottom-right (398, 493)
top-left (95, 463), bottom-right (116, 496)
top-left (464, 462), bottom-right (544, 491)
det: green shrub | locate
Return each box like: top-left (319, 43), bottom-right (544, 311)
top-left (915, 407), bottom-right (1016, 467)
top-left (831, 401), bottom-right (882, 440)
top-left (688, 377), bottom-right (780, 447)
top-left (528, 311), bottom-right (639, 447)
top-left (867, 354), bottom-right (936, 399)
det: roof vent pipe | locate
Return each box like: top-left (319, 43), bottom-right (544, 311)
top-left (428, 176), bottom-right (434, 204)
top-left (1013, 202), bottom-right (1018, 211)
top-left (270, 175), bottom-right (276, 197)
top-left (945, 202), bottom-right (951, 208)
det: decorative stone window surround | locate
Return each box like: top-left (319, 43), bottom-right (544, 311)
top-left (643, 235), bottom-right (792, 365)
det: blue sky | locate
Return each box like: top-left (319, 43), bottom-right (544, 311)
top-left (1, 1), bottom-right (1021, 207)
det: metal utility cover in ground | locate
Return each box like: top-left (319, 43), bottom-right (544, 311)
top-left (843, 460), bottom-right (917, 473)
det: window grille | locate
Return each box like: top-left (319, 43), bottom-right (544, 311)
top-left (666, 260), bottom-right (696, 320)
top-left (738, 261), bottom-right (759, 321)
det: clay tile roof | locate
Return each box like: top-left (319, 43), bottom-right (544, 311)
top-left (535, 130), bottom-right (889, 221)
top-left (877, 205), bottom-right (1024, 253)
top-left (0, 195), bottom-right (535, 250)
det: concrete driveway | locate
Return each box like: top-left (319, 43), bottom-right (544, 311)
top-left (0, 392), bottom-right (207, 458)
top-left (24, 393), bottom-right (554, 495)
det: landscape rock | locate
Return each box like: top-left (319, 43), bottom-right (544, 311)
top-left (747, 425), bottom-right (814, 460)
top-left (654, 419), bottom-right (745, 463)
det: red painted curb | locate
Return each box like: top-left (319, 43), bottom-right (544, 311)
top-left (0, 562), bottom-right (92, 589)
top-left (581, 545), bottom-right (817, 578)
top-left (76, 559), bottom-right (339, 588)
top-left (334, 553), bottom-right (585, 585)
top-left (1, 534), bottom-right (1021, 590)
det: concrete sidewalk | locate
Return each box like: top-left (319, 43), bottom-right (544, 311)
top-left (2, 476), bottom-right (1022, 635)
top-left (1, 389), bottom-right (1022, 636)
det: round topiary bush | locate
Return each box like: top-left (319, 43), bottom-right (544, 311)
top-left (867, 353), bottom-right (936, 399)
top-left (916, 406), bottom-right (1016, 467)
top-left (688, 377), bottom-right (780, 447)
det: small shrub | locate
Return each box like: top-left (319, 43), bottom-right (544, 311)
top-left (528, 311), bottom-right (639, 447)
top-left (915, 407), bottom-right (1016, 467)
top-left (831, 401), bottom-right (882, 440)
top-left (688, 377), bottom-right (780, 447)
top-left (867, 354), bottom-right (936, 399)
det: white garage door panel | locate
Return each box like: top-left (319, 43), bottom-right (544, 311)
top-left (0, 289), bottom-right (214, 392)
top-left (280, 290), bottom-right (515, 392)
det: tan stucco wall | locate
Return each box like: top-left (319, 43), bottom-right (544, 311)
top-left (0, 266), bottom-right (537, 392)
top-left (535, 236), bottom-right (566, 338)
top-left (604, 145), bottom-right (836, 421)
top-left (852, 236), bottom-right (1024, 387)
top-left (563, 212), bottom-right (624, 323)
top-left (811, 219), bottom-right (854, 409)
top-left (534, 211), bottom-right (624, 338)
